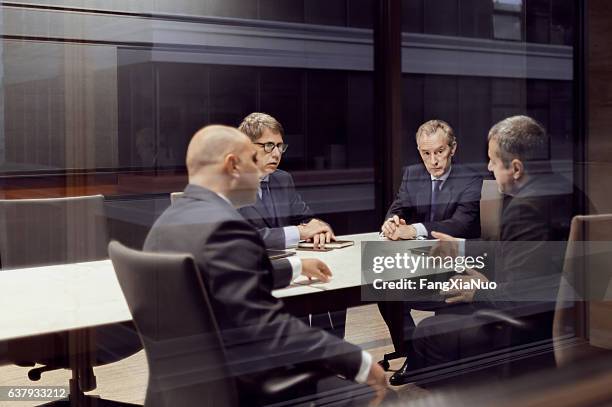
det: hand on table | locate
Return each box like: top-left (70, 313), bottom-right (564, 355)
top-left (300, 258), bottom-right (332, 282)
top-left (429, 231), bottom-right (460, 258)
top-left (298, 219), bottom-right (336, 249)
top-left (381, 215), bottom-right (416, 240)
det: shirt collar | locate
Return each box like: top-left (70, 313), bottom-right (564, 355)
top-left (214, 192), bottom-right (232, 206)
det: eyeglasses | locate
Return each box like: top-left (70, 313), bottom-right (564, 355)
top-left (254, 142), bottom-right (289, 154)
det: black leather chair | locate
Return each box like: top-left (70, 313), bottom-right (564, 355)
top-left (109, 241), bottom-right (327, 407)
top-left (0, 195), bottom-right (140, 406)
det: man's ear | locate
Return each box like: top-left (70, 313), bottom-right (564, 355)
top-left (223, 154), bottom-right (239, 178)
top-left (450, 142), bottom-right (457, 156)
top-left (511, 158), bottom-right (524, 180)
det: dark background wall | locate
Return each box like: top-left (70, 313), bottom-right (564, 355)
top-left (0, 0), bottom-right (577, 251)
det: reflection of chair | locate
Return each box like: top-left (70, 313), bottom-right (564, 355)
top-left (472, 214), bottom-right (612, 371)
top-left (109, 241), bottom-right (328, 407)
top-left (553, 214), bottom-right (612, 366)
top-left (170, 191), bottom-right (183, 204)
top-left (480, 179), bottom-right (503, 241)
top-left (0, 195), bottom-right (139, 406)
top-left (0, 195), bottom-right (107, 269)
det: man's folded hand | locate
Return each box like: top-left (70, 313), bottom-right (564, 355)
top-left (382, 215), bottom-right (417, 240)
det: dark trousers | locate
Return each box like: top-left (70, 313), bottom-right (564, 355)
top-left (410, 308), bottom-right (555, 370)
top-left (310, 309), bottom-right (347, 339)
top-left (377, 301), bottom-right (461, 354)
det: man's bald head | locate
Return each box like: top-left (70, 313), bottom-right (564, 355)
top-left (186, 125), bottom-right (250, 177)
top-left (185, 125), bottom-right (260, 207)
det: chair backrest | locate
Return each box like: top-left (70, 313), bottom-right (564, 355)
top-left (0, 195), bottom-right (108, 269)
top-left (480, 179), bottom-right (503, 241)
top-left (170, 192), bottom-right (184, 204)
top-left (108, 241), bottom-right (237, 407)
top-left (553, 214), bottom-right (612, 366)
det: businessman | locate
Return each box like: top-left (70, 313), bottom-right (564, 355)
top-left (381, 119), bottom-right (482, 240)
top-left (143, 125), bottom-right (389, 405)
top-left (238, 112), bottom-right (347, 339)
top-left (402, 115), bottom-right (575, 379)
top-left (377, 120), bottom-right (483, 380)
top-left (237, 112), bottom-right (334, 250)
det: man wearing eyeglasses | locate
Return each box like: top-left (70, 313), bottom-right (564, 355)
top-left (238, 112), bottom-right (346, 339)
top-left (238, 112), bottom-right (335, 251)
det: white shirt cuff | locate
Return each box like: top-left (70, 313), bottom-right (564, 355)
top-left (287, 256), bottom-right (302, 281)
top-left (354, 351), bottom-right (372, 384)
top-left (412, 223), bottom-right (428, 238)
top-left (283, 226), bottom-right (300, 248)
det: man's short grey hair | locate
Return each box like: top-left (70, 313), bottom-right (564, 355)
top-left (416, 120), bottom-right (456, 147)
top-left (238, 112), bottom-right (284, 141)
top-left (488, 115), bottom-right (549, 168)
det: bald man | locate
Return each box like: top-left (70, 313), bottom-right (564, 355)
top-left (143, 126), bottom-right (389, 406)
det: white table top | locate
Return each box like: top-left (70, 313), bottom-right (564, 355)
top-left (0, 233), bottom-right (384, 342)
top-left (279, 232), bottom-right (382, 295)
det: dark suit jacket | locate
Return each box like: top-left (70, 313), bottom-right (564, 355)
top-left (474, 173), bottom-right (574, 314)
top-left (143, 184), bottom-right (362, 392)
top-left (238, 169), bottom-right (313, 249)
top-left (386, 164), bottom-right (483, 238)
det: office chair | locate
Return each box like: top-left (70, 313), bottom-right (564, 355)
top-left (553, 214), bottom-right (612, 366)
top-left (169, 192), bottom-right (183, 204)
top-left (480, 179), bottom-right (503, 241)
top-left (109, 241), bottom-right (330, 407)
top-left (0, 195), bottom-right (108, 269)
top-left (0, 195), bottom-right (140, 406)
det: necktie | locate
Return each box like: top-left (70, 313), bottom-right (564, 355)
top-left (430, 179), bottom-right (442, 222)
top-left (260, 180), bottom-right (278, 226)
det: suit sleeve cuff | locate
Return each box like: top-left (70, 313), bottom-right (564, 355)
top-left (412, 223), bottom-right (428, 238)
top-left (354, 351), bottom-right (372, 384)
top-left (283, 226), bottom-right (300, 248)
top-left (287, 255), bottom-right (302, 281)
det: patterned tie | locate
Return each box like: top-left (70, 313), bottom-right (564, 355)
top-left (260, 179), bottom-right (278, 226)
top-left (430, 179), bottom-right (442, 222)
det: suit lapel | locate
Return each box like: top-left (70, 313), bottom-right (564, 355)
top-left (252, 194), bottom-right (275, 228)
top-left (268, 173), bottom-right (287, 225)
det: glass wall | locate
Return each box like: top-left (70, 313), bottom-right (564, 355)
top-left (396, 0), bottom-right (580, 388)
top-left (0, 1), bottom-right (378, 250)
top-left (400, 0), bottom-right (574, 175)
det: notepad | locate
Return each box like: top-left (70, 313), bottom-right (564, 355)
top-left (298, 240), bottom-right (355, 249)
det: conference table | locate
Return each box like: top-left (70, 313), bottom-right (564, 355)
top-left (0, 232), bottom-right (382, 343)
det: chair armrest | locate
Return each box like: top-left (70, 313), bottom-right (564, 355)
top-left (473, 309), bottom-right (530, 330)
top-left (261, 368), bottom-right (330, 397)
